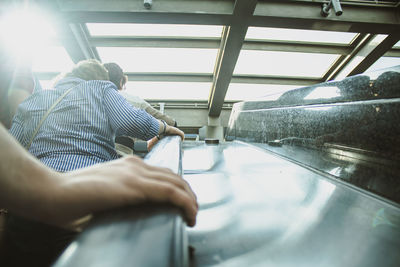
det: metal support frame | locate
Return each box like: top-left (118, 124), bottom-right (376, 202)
top-left (35, 72), bottom-right (319, 86)
top-left (43, 1), bottom-right (98, 63)
top-left (36, 0), bottom-right (399, 106)
top-left (347, 33), bottom-right (400, 76)
top-left (56, 0), bottom-right (399, 34)
top-left (208, 0), bottom-right (258, 117)
top-left (252, 0), bottom-right (400, 34)
top-left (328, 33), bottom-right (400, 80)
top-left (56, 21), bottom-right (89, 63)
top-left (323, 33), bottom-right (369, 81)
top-left (90, 36), bottom-right (351, 55)
top-left (89, 36), bottom-right (221, 49)
top-left (69, 23), bottom-right (100, 61)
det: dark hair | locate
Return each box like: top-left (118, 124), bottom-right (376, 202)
top-left (103, 62), bottom-right (125, 90)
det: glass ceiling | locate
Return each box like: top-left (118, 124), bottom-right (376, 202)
top-left (234, 51), bottom-right (339, 77)
top-left (32, 20), bottom-right (399, 102)
top-left (225, 84), bottom-right (300, 101)
top-left (124, 81), bottom-right (211, 100)
top-left (97, 47), bottom-right (219, 73)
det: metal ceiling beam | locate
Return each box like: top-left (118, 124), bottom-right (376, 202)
top-left (69, 23), bottom-right (100, 61)
top-left (37, 1), bottom-right (94, 63)
top-left (62, 11), bottom-right (233, 25)
top-left (57, 0), bottom-right (234, 14)
top-left (57, 0), bottom-right (233, 25)
top-left (328, 33), bottom-right (400, 79)
top-left (230, 75), bottom-right (320, 86)
top-left (347, 33), bottom-right (400, 76)
top-left (322, 33), bottom-right (368, 81)
top-left (56, 0), bottom-right (400, 34)
top-left (324, 33), bottom-right (374, 81)
top-left (252, 1), bottom-right (400, 34)
top-left (81, 23), bottom-right (101, 60)
top-left (242, 40), bottom-right (351, 54)
top-left (125, 73), bottom-right (213, 82)
top-left (89, 37), bottom-right (221, 49)
top-left (36, 72), bottom-right (318, 86)
top-left (90, 36), bottom-right (351, 54)
top-left (208, 0), bottom-right (258, 117)
top-left (56, 21), bottom-right (89, 63)
top-left (385, 48), bottom-right (400, 57)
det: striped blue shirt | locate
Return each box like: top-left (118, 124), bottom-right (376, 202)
top-left (10, 77), bottom-right (159, 172)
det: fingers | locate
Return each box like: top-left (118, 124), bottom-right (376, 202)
top-left (165, 125), bottom-right (185, 140)
top-left (122, 156), bottom-right (198, 226)
top-left (139, 178), bottom-right (198, 227)
top-left (142, 166), bottom-right (197, 203)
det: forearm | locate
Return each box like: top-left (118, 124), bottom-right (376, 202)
top-left (0, 125), bottom-right (61, 222)
top-left (0, 125), bottom-right (130, 226)
top-left (144, 105), bottom-right (176, 126)
top-left (0, 125), bottom-right (196, 227)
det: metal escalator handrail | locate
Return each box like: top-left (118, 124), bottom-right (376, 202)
top-left (53, 136), bottom-right (188, 267)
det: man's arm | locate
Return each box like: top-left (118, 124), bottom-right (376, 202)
top-left (119, 91), bottom-right (177, 126)
top-left (143, 103), bottom-right (177, 126)
top-left (0, 125), bottom-right (197, 227)
top-left (104, 86), bottom-right (184, 140)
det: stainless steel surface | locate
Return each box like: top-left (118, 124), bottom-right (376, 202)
top-left (183, 140), bottom-right (400, 267)
top-left (54, 136), bottom-right (188, 267)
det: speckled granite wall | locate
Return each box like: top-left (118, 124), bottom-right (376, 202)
top-left (226, 66), bottom-right (400, 160)
top-left (226, 66), bottom-right (400, 203)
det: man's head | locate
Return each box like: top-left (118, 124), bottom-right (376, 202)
top-left (103, 62), bottom-right (127, 90)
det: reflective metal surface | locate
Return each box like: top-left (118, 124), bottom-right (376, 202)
top-left (253, 142), bottom-right (400, 203)
top-left (225, 67), bottom-right (400, 204)
top-left (183, 141), bottom-right (400, 267)
top-left (54, 136), bottom-right (188, 267)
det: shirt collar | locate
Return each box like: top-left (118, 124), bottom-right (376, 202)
top-left (55, 77), bottom-right (85, 89)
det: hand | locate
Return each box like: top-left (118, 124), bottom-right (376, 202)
top-left (165, 125), bottom-right (185, 140)
top-left (147, 136), bottom-right (159, 151)
top-left (60, 155), bottom-right (198, 227)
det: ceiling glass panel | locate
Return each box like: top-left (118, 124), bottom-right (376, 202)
top-left (124, 81), bottom-right (211, 100)
top-left (366, 57), bottom-right (400, 73)
top-left (87, 23), bottom-right (223, 37)
top-left (234, 51), bottom-right (339, 77)
top-left (246, 27), bottom-right (356, 44)
top-left (393, 41), bottom-right (400, 48)
top-left (32, 46), bottom-right (74, 72)
top-left (98, 47), bottom-right (218, 73)
top-left (225, 83), bottom-right (301, 101)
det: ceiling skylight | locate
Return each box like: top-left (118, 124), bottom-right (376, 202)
top-left (234, 51), bottom-right (339, 77)
top-left (124, 81), bottom-right (211, 100)
top-left (98, 47), bottom-right (218, 73)
top-left (225, 83), bottom-right (301, 101)
top-left (366, 57), bottom-right (400, 72)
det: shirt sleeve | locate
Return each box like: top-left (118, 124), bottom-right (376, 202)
top-left (9, 114), bottom-right (28, 148)
top-left (103, 86), bottom-right (159, 140)
top-left (144, 103), bottom-right (176, 126)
